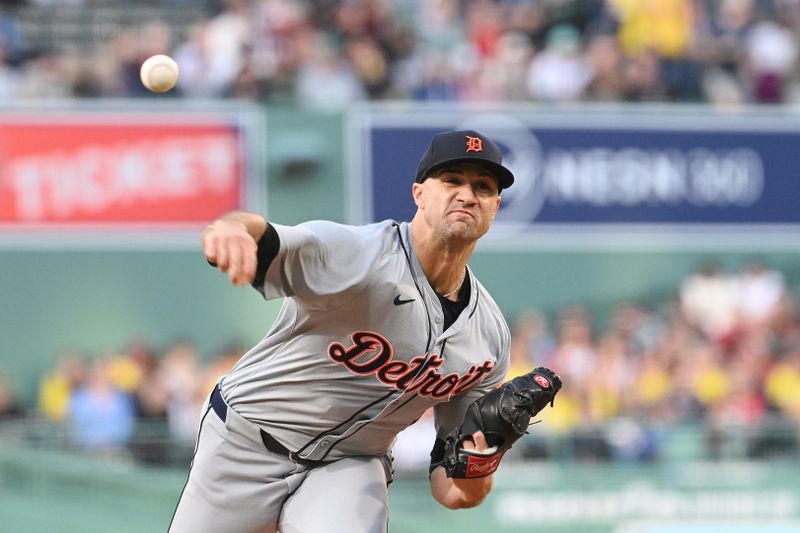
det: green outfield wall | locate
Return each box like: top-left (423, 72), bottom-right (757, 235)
top-left (1, 445), bottom-right (798, 533)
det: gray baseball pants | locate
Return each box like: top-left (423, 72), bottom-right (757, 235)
top-left (169, 392), bottom-right (391, 533)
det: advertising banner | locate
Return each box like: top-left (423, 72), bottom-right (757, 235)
top-left (351, 107), bottom-right (800, 248)
top-left (0, 105), bottom-right (262, 247)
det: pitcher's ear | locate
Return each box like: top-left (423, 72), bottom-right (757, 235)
top-left (412, 182), bottom-right (425, 208)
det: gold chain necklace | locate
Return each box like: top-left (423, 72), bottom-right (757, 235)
top-left (441, 268), bottom-right (466, 299)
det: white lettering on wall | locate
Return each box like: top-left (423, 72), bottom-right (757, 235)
top-left (544, 147), bottom-right (763, 208)
top-left (8, 135), bottom-right (239, 220)
top-left (496, 488), bottom-right (798, 524)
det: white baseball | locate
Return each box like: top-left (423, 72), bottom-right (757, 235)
top-left (140, 54), bottom-right (179, 93)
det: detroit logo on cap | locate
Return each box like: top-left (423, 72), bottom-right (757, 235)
top-left (465, 135), bottom-right (484, 153)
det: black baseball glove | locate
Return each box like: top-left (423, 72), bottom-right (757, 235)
top-left (442, 366), bottom-right (562, 478)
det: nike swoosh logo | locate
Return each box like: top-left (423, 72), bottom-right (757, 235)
top-left (393, 295), bottom-right (415, 306)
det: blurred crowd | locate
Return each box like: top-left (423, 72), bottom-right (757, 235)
top-left (1, 0), bottom-right (800, 106)
top-left (2, 259), bottom-right (799, 469)
top-left (514, 259), bottom-right (800, 463)
top-left (0, 338), bottom-right (243, 464)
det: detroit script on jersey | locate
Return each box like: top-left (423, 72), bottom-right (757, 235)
top-left (328, 331), bottom-right (494, 399)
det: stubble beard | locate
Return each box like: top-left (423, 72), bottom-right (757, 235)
top-left (436, 217), bottom-right (485, 244)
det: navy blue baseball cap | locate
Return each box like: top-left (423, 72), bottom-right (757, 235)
top-left (415, 130), bottom-right (515, 190)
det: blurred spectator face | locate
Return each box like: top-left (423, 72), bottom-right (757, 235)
top-left (701, 68), bottom-right (747, 107)
top-left (0, 376), bottom-right (18, 416)
top-left (612, 303), bottom-right (641, 337)
top-left (261, 0), bottom-right (309, 34)
top-left (425, 0), bottom-right (459, 33)
top-left (336, 0), bottom-right (371, 38)
top-left (421, 50), bottom-right (457, 86)
top-left (586, 34), bottom-right (620, 78)
top-left (223, 0), bottom-right (248, 12)
top-left (60, 352), bottom-right (88, 388)
top-left (295, 31), bottom-right (366, 109)
top-left (86, 359), bottom-right (114, 391)
top-left (346, 37), bottom-right (388, 89)
top-left (497, 30), bottom-right (534, 66)
top-left (558, 307), bottom-right (592, 344)
top-left (719, 0), bottom-right (753, 32)
top-left (620, 50), bottom-right (662, 99)
top-left (506, 3), bottom-right (545, 36)
top-left (138, 20), bottom-right (173, 59)
top-left (597, 333), bottom-right (627, 363)
top-left (109, 30), bottom-right (139, 66)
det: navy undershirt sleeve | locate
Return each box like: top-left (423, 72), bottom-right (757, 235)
top-left (251, 224), bottom-right (280, 292)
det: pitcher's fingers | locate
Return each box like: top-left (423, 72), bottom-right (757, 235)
top-left (241, 244), bottom-right (257, 284)
top-left (203, 235), bottom-right (217, 265)
top-left (227, 244), bottom-right (244, 284)
top-left (215, 241), bottom-right (230, 272)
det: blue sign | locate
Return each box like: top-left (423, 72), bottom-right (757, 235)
top-left (355, 110), bottom-right (800, 233)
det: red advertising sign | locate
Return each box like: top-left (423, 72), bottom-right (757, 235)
top-left (0, 114), bottom-right (250, 228)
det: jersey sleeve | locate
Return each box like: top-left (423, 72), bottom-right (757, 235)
top-left (252, 220), bottom-right (375, 308)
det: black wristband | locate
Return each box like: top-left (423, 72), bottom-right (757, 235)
top-left (251, 224), bottom-right (280, 292)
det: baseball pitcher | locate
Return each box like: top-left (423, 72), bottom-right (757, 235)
top-left (169, 130), bottom-right (561, 533)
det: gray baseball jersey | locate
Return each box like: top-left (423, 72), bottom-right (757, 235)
top-left (170, 219), bottom-right (510, 533)
top-left (221, 220), bottom-right (510, 460)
